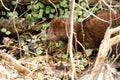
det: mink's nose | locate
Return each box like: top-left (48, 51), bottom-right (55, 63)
top-left (47, 34), bottom-right (54, 41)
top-left (46, 35), bottom-right (51, 41)
top-left (46, 34), bottom-right (58, 41)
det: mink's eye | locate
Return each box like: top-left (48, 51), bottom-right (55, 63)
top-left (54, 32), bottom-right (57, 35)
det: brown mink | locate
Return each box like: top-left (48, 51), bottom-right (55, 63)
top-left (47, 11), bottom-right (120, 53)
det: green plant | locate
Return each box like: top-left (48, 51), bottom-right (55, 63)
top-left (1, 28), bottom-right (11, 35)
top-left (24, 0), bottom-right (70, 23)
top-left (7, 11), bottom-right (18, 20)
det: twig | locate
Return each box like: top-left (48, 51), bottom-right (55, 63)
top-left (0, 0), bottom-right (10, 11)
top-left (13, 19), bottom-right (22, 57)
top-left (19, 2), bottom-right (33, 17)
top-left (111, 53), bottom-right (120, 65)
top-left (12, 0), bottom-right (23, 57)
top-left (110, 26), bottom-right (120, 35)
top-left (82, 0), bottom-right (100, 20)
top-left (13, 0), bottom-right (19, 12)
top-left (110, 35), bottom-right (120, 46)
top-left (0, 50), bottom-right (31, 75)
top-left (0, 45), bottom-right (37, 56)
top-left (88, 26), bottom-right (120, 80)
top-left (69, 0), bottom-right (75, 80)
top-left (101, 0), bottom-right (116, 13)
top-left (75, 3), bottom-right (110, 23)
top-left (48, 0), bottom-right (58, 17)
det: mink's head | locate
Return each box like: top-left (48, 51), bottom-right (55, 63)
top-left (47, 17), bottom-right (70, 42)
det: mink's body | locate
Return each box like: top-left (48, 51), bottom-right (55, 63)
top-left (47, 11), bottom-right (120, 53)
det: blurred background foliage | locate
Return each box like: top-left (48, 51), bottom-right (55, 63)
top-left (0, 0), bottom-right (120, 23)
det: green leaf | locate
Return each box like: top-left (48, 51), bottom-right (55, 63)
top-left (49, 14), bottom-right (54, 19)
top-left (1, 11), bottom-right (6, 15)
top-left (39, 2), bottom-right (45, 8)
top-left (36, 47), bottom-right (43, 55)
top-left (45, 6), bottom-right (51, 10)
top-left (5, 31), bottom-right (11, 35)
top-left (85, 49), bottom-right (93, 56)
top-left (39, 9), bottom-right (44, 14)
top-left (83, 12), bottom-right (89, 17)
top-left (40, 30), bottom-right (47, 41)
top-left (27, 5), bottom-right (31, 9)
top-left (45, 9), bottom-right (50, 14)
top-left (79, 11), bottom-right (83, 15)
top-left (50, 8), bottom-right (55, 13)
top-left (23, 45), bottom-right (29, 51)
top-left (1, 28), bottom-right (7, 32)
top-left (65, 9), bottom-right (69, 12)
top-left (38, 13), bottom-right (43, 18)
top-left (32, 9), bottom-right (38, 14)
top-left (60, 0), bottom-right (68, 8)
top-left (7, 12), bottom-right (13, 16)
top-left (59, 9), bottom-right (64, 15)
top-left (56, 4), bottom-right (60, 8)
top-left (63, 12), bottom-right (70, 18)
top-left (80, 1), bottom-right (86, 7)
top-left (42, 23), bottom-right (49, 29)
top-left (25, 13), bottom-right (37, 22)
top-left (33, 4), bottom-right (39, 10)
top-left (32, 13), bottom-right (39, 18)
top-left (36, 50), bottom-right (43, 55)
top-left (25, 13), bottom-right (31, 19)
top-left (74, 15), bottom-right (78, 21)
top-left (77, 18), bottom-right (83, 22)
top-left (7, 11), bottom-right (18, 20)
top-left (45, 6), bottom-right (51, 14)
top-left (11, 1), bottom-right (16, 5)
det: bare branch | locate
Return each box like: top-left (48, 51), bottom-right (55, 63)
top-left (75, 3), bottom-right (110, 23)
top-left (0, 50), bottom-right (31, 75)
top-left (0, 0), bottom-right (10, 11)
top-left (88, 25), bottom-right (120, 80)
top-left (110, 26), bottom-right (120, 35)
top-left (101, 0), bottom-right (116, 13)
top-left (69, 0), bottom-right (75, 80)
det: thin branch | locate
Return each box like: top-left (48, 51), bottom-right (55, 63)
top-left (0, 50), bottom-right (31, 75)
top-left (88, 26), bottom-right (120, 80)
top-left (69, 0), bottom-right (75, 80)
top-left (13, 19), bottom-right (22, 57)
top-left (0, 0), bottom-right (10, 11)
top-left (0, 45), bottom-right (36, 56)
top-left (110, 35), bottom-right (120, 46)
top-left (110, 26), bottom-right (120, 35)
top-left (48, 0), bottom-right (58, 17)
top-left (75, 3), bottom-right (110, 23)
top-left (101, 0), bottom-right (116, 13)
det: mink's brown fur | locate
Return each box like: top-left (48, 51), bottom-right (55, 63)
top-left (89, 0), bottom-right (120, 6)
top-left (47, 11), bottom-right (120, 53)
